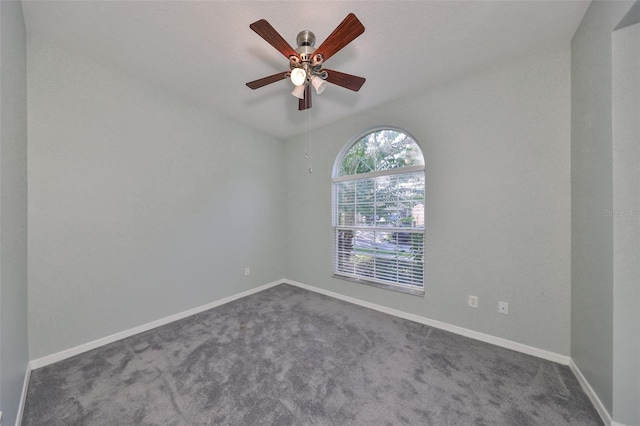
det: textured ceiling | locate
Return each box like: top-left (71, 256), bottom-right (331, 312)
top-left (21, 1), bottom-right (590, 139)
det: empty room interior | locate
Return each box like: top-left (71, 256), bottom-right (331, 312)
top-left (1, 0), bottom-right (639, 425)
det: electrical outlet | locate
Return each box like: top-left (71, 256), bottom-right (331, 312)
top-left (498, 301), bottom-right (509, 315)
top-left (244, 267), bottom-right (250, 276)
top-left (468, 295), bottom-right (478, 308)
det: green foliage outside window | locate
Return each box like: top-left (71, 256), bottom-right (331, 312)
top-left (339, 129), bottom-right (424, 176)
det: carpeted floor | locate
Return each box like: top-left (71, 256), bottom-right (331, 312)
top-left (23, 284), bottom-right (602, 425)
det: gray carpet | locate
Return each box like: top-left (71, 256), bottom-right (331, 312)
top-left (23, 284), bottom-right (602, 425)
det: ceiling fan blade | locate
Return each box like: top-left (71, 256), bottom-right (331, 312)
top-left (314, 13), bottom-right (365, 62)
top-left (299, 85), bottom-right (312, 110)
top-left (250, 19), bottom-right (299, 59)
top-left (246, 72), bottom-right (288, 90)
top-left (324, 69), bottom-right (366, 92)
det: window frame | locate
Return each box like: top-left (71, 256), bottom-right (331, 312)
top-left (332, 126), bottom-right (426, 296)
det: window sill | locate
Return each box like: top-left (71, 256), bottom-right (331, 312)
top-left (333, 274), bottom-right (425, 297)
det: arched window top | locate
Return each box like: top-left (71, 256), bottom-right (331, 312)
top-left (337, 128), bottom-right (424, 177)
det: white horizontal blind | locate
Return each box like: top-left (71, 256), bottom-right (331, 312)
top-left (334, 171), bottom-right (425, 289)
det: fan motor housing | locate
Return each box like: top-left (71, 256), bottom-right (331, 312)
top-left (296, 30), bottom-right (315, 48)
top-left (295, 31), bottom-right (316, 62)
top-left (291, 30), bottom-right (323, 74)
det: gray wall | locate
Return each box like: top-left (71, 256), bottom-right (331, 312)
top-left (571, 1), bottom-right (637, 422)
top-left (27, 38), bottom-right (286, 359)
top-left (612, 16), bottom-right (640, 426)
top-left (284, 45), bottom-right (571, 355)
top-left (0, 1), bottom-right (29, 424)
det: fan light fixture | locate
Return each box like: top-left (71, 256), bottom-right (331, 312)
top-left (291, 85), bottom-right (306, 99)
top-left (290, 68), bottom-right (307, 86)
top-left (311, 76), bottom-right (326, 94)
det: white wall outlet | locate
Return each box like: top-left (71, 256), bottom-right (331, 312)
top-left (468, 295), bottom-right (478, 308)
top-left (498, 301), bottom-right (509, 314)
top-left (244, 267), bottom-right (250, 276)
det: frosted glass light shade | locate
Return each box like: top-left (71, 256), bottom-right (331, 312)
top-left (311, 76), bottom-right (327, 94)
top-left (291, 85), bottom-right (306, 99)
top-left (290, 68), bottom-right (307, 86)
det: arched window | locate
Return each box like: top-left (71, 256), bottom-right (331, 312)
top-left (333, 128), bottom-right (425, 295)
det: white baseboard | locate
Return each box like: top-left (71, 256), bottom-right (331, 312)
top-left (570, 360), bottom-right (620, 426)
top-left (283, 279), bottom-right (571, 365)
top-left (29, 280), bottom-right (282, 370)
top-left (29, 278), bottom-right (571, 369)
top-left (15, 362), bottom-right (31, 426)
top-left (569, 359), bottom-right (618, 426)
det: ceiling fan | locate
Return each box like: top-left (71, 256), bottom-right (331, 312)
top-left (246, 13), bottom-right (366, 111)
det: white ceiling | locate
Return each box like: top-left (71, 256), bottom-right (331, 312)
top-left (21, 0), bottom-right (590, 139)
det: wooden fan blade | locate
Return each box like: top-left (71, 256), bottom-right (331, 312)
top-left (314, 13), bottom-right (364, 62)
top-left (324, 69), bottom-right (366, 92)
top-left (250, 19), bottom-right (299, 59)
top-left (299, 85), bottom-right (312, 110)
top-left (246, 72), bottom-right (288, 90)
